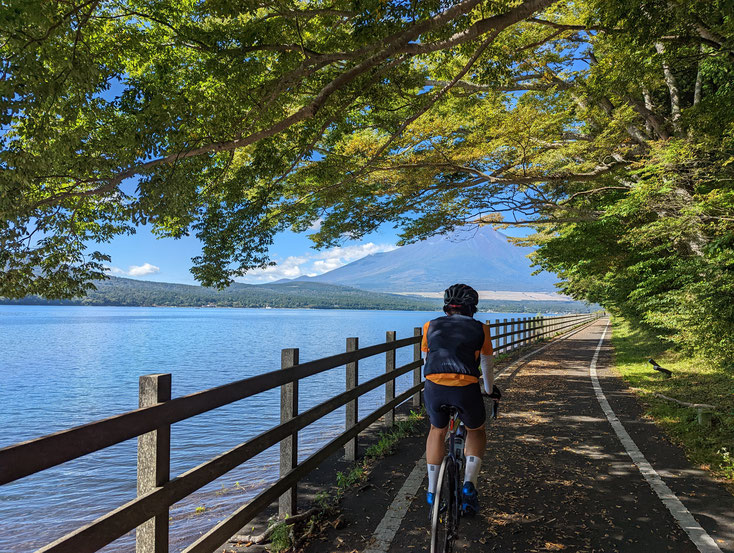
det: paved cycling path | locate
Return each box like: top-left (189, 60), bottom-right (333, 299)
top-left (305, 319), bottom-right (734, 553)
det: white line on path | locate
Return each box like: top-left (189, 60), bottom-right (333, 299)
top-left (590, 322), bottom-right (722, 553)
top-left (362, 456), bottom-right (427, 553)
top-left (361, 319), bottom-right (599, 553)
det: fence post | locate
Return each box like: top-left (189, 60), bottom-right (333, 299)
top-left (413, 327), bottom-right (422, 408)
top-left (527, 317), bottom-right (535, 345)
top-left (385, 331), bottom-right (396, 427)
top-left (522, 317), bottom-right (527, 347)
top-left (136, 373), bottom-right (171, 553)
top-left (509, 318), bottom-right (516, 350)
top-left (530, 316), bottom-right (535, 343)
top-left (521, 317), bottom-right (526, 347)
top-left (533, 316), bottom-right (543, 342)
top-left (529, 317), bottom-right (534, 343)
top-left (502, 318), bottom-right (508, 353)
top-left (539, 316), bottom-right (544, 340)
top-left (280, 348), bottom-right (299, 518)
top-left (489, 322), bottom-right (497, 354)
top-left (345, 338), bottom-right (359, 462)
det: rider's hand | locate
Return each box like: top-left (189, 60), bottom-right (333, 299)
top-left (485, 385), bottom-right (501, 419)
top-left (482, 385), bottom-right (502, 400)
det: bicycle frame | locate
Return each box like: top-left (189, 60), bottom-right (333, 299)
top-left (430, 396), bottom-right (499, 553)
top-left (430, 407), bottom-right (464, 553)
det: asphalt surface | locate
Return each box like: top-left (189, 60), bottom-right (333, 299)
top-left (301, 319), bottom-right (734, 553)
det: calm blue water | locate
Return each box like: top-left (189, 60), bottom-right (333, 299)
top-left (0, 306), bottom-right (539, 552)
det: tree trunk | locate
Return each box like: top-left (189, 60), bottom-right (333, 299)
top-left (693, 45), bottom-right (703, 106)
top-left (655, 42), bottom-right (681, 131)
top-left (643, 88), bottom-right (654, 134)
top-left (628, 96), bottom-right (669, 140)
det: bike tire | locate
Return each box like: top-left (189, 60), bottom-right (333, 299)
top-left (430, 456), bottom-right (457, 553)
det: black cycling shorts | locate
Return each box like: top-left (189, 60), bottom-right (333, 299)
top-left (424, 380), bottom-right (486, 430)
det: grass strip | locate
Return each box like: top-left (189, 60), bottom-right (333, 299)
top-left (265, 408), bottom-right (426, 552)
top-left (610, 317), bottom-right (734, 490)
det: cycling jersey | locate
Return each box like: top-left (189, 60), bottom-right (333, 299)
top-left (421, 314), bottom-right (493, 386)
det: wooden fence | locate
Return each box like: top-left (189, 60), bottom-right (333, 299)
top-left (0, 312), bottom-right (600, 553)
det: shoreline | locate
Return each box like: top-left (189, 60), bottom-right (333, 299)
top-left (0, 303), bottom-right (594, 314)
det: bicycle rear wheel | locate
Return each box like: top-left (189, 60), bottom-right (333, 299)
top-left (430, 456), bottom-right (458, 553)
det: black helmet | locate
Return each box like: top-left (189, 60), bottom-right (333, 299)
top-left (443, 283), bottom-right (479, 314)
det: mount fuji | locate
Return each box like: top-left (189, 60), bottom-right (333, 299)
top-left (286, 226), bottom-right (561, 294)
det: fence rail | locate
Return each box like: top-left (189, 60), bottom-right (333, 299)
top-left (0, 311), bottom-right (601, 553)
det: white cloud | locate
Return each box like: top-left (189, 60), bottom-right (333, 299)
top-left (238, 242), bottom-right (397, 284)
top-left (129, 263), bottom-right (160, 276)
top-left (311, 258), bottom-right (343, 273)
top-left (106, 266), bottom-right (127, 276)
top-left (307, 217), bottom-right (324, 231)
top-left (106, 263), bottom-right (161, 277)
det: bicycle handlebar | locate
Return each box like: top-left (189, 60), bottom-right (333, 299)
top-left (482, 385), bottom-right (502, 419)
top-left (481, 384), bottom-right (502, 400)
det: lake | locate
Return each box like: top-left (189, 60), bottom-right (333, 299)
top-left (0, 305), bottom-right (545, 552)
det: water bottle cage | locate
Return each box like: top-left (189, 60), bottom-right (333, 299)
top-left (453, 437), bottom-right (464, 458)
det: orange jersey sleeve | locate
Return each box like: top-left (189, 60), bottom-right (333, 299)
top-left (421, 321), bottom-right (431, 352)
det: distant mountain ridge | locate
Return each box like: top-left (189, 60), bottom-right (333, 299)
top-left (287, 226), bottom-right (559, 293)
top-left (0, 277), bottom-right (594, 313)
top-left (1, 278), bottom-right (438, 310)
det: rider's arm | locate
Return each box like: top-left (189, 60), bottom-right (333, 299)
top-left (481, 354), bottom-right (493, 394)
top-left (480, 324), bottom-right (494, 394)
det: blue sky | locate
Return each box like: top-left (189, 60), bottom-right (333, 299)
top-left (94, 59), bottom-right (548, 287)
top-left (100, 221), bottom-right (532, 286)
top-left (99, 150), bottom-right (532, 287)
top-left (100, 223), bottom-right (403, 285)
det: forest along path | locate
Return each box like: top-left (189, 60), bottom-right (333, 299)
top-left (368, 319), bottom-right (734, 553)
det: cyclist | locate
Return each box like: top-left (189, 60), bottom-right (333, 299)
top-left (421, 283), bottom-right (496, 516)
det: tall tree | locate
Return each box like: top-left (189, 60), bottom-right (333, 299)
top-left (2, 1), bottom-right (733, 362)
top-left (286, 0), bottom-right (734, 362)
top-left (1, 0), bottom-right (555, 297)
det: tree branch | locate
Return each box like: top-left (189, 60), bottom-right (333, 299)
top-left (561, 185), bottom-right (632, 203)
top-left (402, 0), bottom-right (557, 56)
top-left (426, 78), bottom-right (559, 93)
top-left (371, 158), bottom-right (629, 186)
top-left (627, 96), bottom-right (670, 140)
top-left (473, 214), bottom-right (602, 225)
top-left (528, 17), bottom-right (611, 32)
top-left (34, 0), bottom-right (558, 209)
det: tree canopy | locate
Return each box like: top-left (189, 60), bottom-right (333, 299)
top-left (2, 1), bottom-right (733, 362)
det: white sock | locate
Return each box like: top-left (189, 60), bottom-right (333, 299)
top-left (427, 464), bottom-right (440, 494)
top-left (464, 456), bottom-right (482, 487)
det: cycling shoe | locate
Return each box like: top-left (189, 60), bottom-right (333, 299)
top-left (461, 482), bottom-right (479, 516)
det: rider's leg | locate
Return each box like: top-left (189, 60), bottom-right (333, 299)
top-left (463, 425), bottom-right (486, 486)
top-left (464, 424), bottom-right (486, 458)
top-left (424, 380), bottom-right (452, 505)
top-left (426, 424), bottom-right (448, 503)
top-left (426, 424), bottom-right (448, 464)
top-left (461, 424), bottom-right (485, 515)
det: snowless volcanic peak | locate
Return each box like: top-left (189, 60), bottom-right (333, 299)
top-left (293, 226), bottom-right (560, 293)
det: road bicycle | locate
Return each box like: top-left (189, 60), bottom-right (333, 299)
top-left (429, 388), bottom-right (500, 553)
